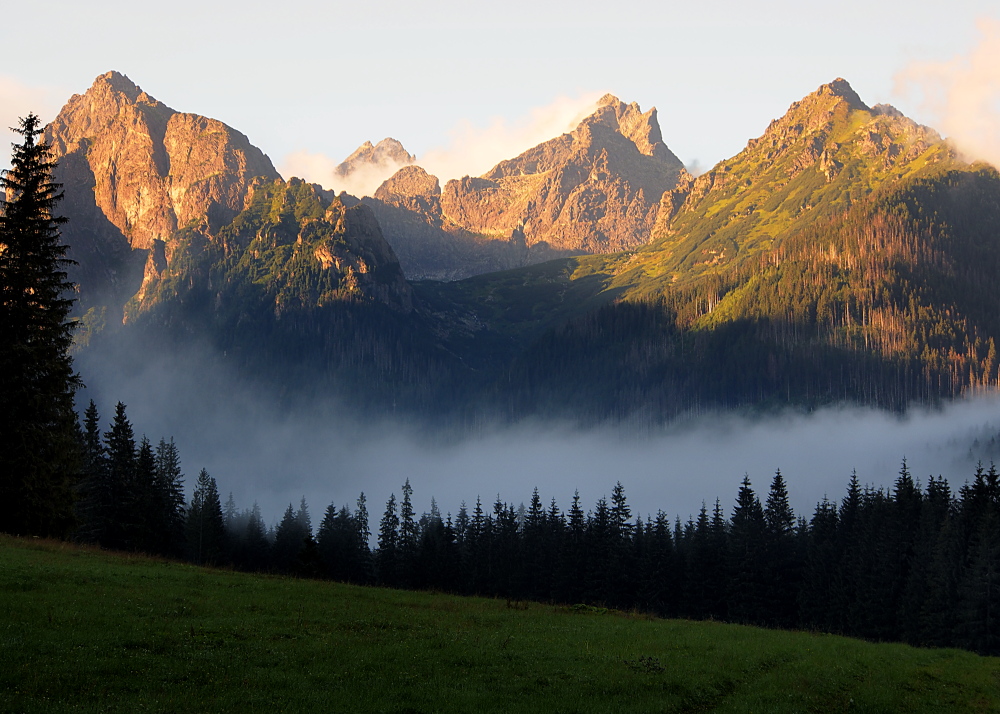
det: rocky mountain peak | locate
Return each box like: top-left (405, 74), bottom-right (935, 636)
top-left (436, 93), bottom-right (686, 256)
top-left (649, 78), bottom-right (954, 283)
top-left (375, 165), bottom-right (441, 202)
top-left (816, 78), bottom-right (867, 109)
top-left (759, 78), bottom-right (869, 142)
top-left (742, 78), bottom-right (941, 170)
top-left (95, 70), bottom-right (145, 102)
top-left (44, 71), bottom-right (280, 312)
top-left (553, 95), bottom-right (668, 164)
top-left (335, 138), bottom-right (416, 178)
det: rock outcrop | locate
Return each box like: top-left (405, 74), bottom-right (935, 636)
top-left (44, 71), bottom-right (280, 311)
top-left (440, 94), bottom-right (687, 254)
top-left (362, 166), bottom-right (530, 280)
top-left (366, 96), bottom-right (687, 279)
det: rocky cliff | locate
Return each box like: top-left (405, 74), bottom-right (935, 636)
top-left (440, 94), bottom-right (687, 253)
top-left (363, 166), bottom-right (531, 280)
top-left (366, 96), bottom-right (687, 280)
top-left (43, 71), bottom-right (280, 312)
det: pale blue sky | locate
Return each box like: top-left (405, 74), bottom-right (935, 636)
top-left (2, 0), bottom-right (998, 179)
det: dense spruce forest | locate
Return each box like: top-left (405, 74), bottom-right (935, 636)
top-left (73, 399), bottom-right (1000, 657)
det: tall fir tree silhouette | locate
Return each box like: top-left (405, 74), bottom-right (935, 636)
top-left (0, 114), bottom-right (80, 537)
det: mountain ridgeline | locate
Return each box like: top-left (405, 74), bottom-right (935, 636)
top-left (361, 94), bottom-right (688, 280)
top-left (52, 72), bottom-right (1000, 424)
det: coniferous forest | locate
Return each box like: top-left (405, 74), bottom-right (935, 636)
top-left (65, 398), bottom-right (1000, 658)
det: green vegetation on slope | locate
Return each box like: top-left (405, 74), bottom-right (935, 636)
top-left (3, 536), bottom-right (999, 713)
top-left (445, 160), bottom-right (1000, 421)
top-left (104, 179), bottom-right (465, 414)
top-left (630, 80), bottom-right (958, 289)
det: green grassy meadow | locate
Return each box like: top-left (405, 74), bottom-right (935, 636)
top-left (2, 536), bottom-right (999, 713)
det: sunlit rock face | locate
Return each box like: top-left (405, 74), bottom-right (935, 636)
top-left (44, 71), bottom-right (279, 309)
top-left (364, 95), bottom-right (688, 280)
top-left (440, 94), bottom-right (688, 254)
top-left (335, 138), bottom-right (415, 180)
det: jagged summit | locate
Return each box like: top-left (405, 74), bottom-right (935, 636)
top-left (816, 77), bottom-right (868, 109)
top-left (577, 95), bottom-right (669, 161)
top-left (433, 94), bottom-right (685, 255)
top-left (95, 70), bottom-right (146, 101)
top-left (45, 71), bottom-right (278, 250)
top-left (335, 138), bottom-right (415, 178)
top-left (43, 72), bottom-right (280, 312)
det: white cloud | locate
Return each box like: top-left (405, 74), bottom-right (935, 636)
top-left (279, 150), bottom-right (415, 198)
top-left (278, 92), bottom-right (603, 197)
top-left (896, 18), bottom-right (1000, 168)
top-left (419, 92), bottom-right (603, 182)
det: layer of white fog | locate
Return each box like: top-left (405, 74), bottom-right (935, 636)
top-left (77, 341), bottom-right (1000, 530)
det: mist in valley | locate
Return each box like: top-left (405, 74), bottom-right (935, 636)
top-left (74, 335), bottom-right (1000, 532)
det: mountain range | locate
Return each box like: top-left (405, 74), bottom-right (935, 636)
top-left (44, 71), bottom-right (1000, 424)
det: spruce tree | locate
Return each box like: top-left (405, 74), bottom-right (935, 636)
top-left (102, 402), bottom-right (136, 550)
top-left (132, 437), bottom-right (158, 551)
top-left (239, 503), bottom-right (270, 570)
top-left (186, 468), bottom-right (225, 565)
top-left (273, 502), bottom-right (309, 572)
top-left (377, 493), bottom-right (400, 586)
top-left (728, 475), bottom-right (767, 624)
top-left (399, 479), bottom-right (417, 586)
top-left (0, 113), bottom-right (80, 537)
top-left (75, 400), bottom-right (107, 543)
top-left (763, 469), bottom-right (799, 625)
top-left (554, 490), bottom-right (586, 603)
top-left (353, 492), bottom-right (372, 582)
top-left (153, 437), bottom-right (186, 556)
top-left (522, 488), bottom-right (547, 599)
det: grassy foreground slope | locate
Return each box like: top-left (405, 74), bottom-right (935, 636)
top-left (2, 537), bottom-right (999, 713)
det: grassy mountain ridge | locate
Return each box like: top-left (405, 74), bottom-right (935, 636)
top-left (632, 78), bottom-right (955, 289)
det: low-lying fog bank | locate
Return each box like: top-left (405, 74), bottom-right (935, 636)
top-left (76, 342), bottom-right (1000, 528)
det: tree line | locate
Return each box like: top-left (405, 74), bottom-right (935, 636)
top-left (68, 401), bottom-right (1000, 658)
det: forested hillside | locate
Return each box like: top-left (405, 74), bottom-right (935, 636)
top-left (95, 178), bottom-right (469, 414)
top-left (54, 73), bottom-right (1000, 424)
top-left (495, 165), bottom-right (1000, 420)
